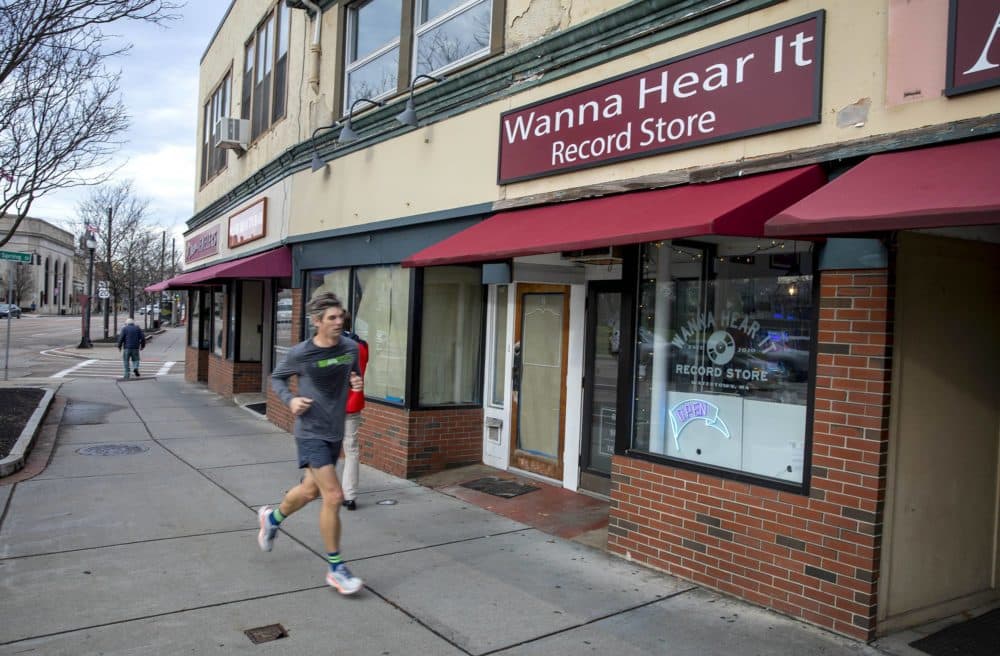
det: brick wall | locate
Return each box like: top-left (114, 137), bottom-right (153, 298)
top-left (608, 270), bottom-right (893, 641)
top-left (207, 355), bottom-right (262, 397)
top-left (185, 346), bottom-right (208, 382)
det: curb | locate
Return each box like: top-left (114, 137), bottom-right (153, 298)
top-left (0, 387), bottom-right (56, 477)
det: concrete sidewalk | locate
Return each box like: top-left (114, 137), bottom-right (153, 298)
top-left (0, 334), bottom-right (903, 655)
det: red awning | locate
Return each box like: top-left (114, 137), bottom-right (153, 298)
top-left (143, 246), bottom-right (291, 292)
top-left (766, 138), bottom-right (1000, 236)
top-left (402, 166), bottom-right (825, 267)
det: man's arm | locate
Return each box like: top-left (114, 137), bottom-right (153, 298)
top-left (270, 348), bottom-right (299, 406)
top-left (139, 329), bottom-right (146, 349)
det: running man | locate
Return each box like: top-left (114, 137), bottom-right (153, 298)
top-left (258, 292), bottom-right (365, 595)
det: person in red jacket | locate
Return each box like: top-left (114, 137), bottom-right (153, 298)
top-left (341, 311), bottom-right (368, 510)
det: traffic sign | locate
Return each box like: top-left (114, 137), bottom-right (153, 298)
top-left (0, 250), bottom-right (31, 263)
top-left (98, 290), bottom-right (110, 299)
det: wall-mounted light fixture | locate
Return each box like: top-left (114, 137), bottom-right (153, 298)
top-left (395, 74), bottom-right (445, 127)
top-left (337, 98), bottom-right (385, 144)
top-left (309, 122), bottom-right (341, 172)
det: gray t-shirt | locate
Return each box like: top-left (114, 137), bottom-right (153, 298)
top-left (271, 336), bottom-right (359, 441)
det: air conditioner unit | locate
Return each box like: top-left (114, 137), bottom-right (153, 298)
top-left (214, 117), bottom-right (249, 151)
top-left (561, 246), bottom-right (622, 265)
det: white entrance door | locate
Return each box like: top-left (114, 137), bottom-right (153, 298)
top-left (483, 284), bottom-right (511, 468)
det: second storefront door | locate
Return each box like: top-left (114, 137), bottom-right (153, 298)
top-left (510, 284), bottom-right (570, 480)
top-left (579, 281), bottom-right (620, 496)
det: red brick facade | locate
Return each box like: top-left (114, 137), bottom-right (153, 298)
top-left (608, 270), bottom-right (893, 641)
top-left (207, 355), bottom-right (263, 396)
top-left (185, 345), bottom-right (209, 382)
top-left (266, 393), bottom-right (482, 479)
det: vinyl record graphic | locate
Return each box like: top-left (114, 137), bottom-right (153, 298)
top-left (706, 330), bottom-right (736, 365)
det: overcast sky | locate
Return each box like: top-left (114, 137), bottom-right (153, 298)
top-left (30, 1), bottom-right (232, 243)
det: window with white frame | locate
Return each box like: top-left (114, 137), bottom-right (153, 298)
top-left (201, 72), bottom-right (231, 185)
top-left (242, 2), bottom-right (291, 142)
top-left (343, 0), bottom-right (495, 112)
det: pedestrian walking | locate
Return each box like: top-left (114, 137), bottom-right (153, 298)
top-left (341, 311), bottom-right (368, 511)
top-left (117, 317), bottom-right (146, 379)
top-left (258, 292), bottom-right (365, 595)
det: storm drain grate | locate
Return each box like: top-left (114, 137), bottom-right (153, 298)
top-left (75, 444), bottom-right (149, 456)
top-left (244, 624), bottom-right (288, 644)
top-left (460, 476), bottom-right (540, 498)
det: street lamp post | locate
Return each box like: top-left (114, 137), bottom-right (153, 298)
top-left (78, 234), bottom-right (97, 349)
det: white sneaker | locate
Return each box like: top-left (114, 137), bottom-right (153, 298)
top-left (257, 505), bottom-right (278, 552)
top-left (326, 563), bottom-right (363, 595)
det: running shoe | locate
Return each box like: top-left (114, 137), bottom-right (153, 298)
top-left (326, 563), bottom-right (363, 595)
top-left (257, 505), bottom-right (278, 552)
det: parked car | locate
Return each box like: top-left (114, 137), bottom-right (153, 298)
top-left (0, 303), bottom-right (22, 318)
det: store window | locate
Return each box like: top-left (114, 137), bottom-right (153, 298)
top-left (489, 284), bottom-right (508, 407)
top-left (273, 286), bottom-right (293, 370)
top-left (305, 266), bottom-right (410, 404)
top-left (243, 2), bottom-right (290, 142)
top-left (419, 266), bottom-right (483, 405)
top-left (343, 0), bottom-right (496, 112)
top-left (188, 290), bottom-right (202, 348)
top-left (632, 240), bottom-right (815, 487)
top-left (200, 71), bottom-right (231, 185)
top-left (212, 290), bottom-right (225, 357)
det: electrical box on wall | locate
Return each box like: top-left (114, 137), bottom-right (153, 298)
top-left (214, 118), bottom-right (249, 151)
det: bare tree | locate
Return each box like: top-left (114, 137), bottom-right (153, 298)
top-left (74, 179), bottom-right (156, 337)
top-left (0, 0), bottom-right (183, 248)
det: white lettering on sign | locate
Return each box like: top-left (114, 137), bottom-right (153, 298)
top-left (637, 54), bottom-right (755, 110)
top-left (186, 228), bottom-right (219, 263)
top-left (963, 10), bottom-right (1000, 75)
top-left (504, 95), bottom-right (624, 143)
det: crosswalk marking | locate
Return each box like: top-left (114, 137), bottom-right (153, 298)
top-left (51, 359), bottom-right (179, 379)
top-left (52, 359), bottom-right (97, 378)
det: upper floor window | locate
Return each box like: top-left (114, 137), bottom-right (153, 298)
top-left (201, 72), bottom-right (231, 185)
top-left (344, 0), bottom-right (495, 112)
top-left (243, 2), bottom-right (291, 142)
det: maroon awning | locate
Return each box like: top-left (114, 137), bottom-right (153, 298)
top-left (403, 166), bottom-right (825, 267)
top-left (144, 246), bottom-right (291, 292)
top-left (766, 138), bottom-right (1000, 236)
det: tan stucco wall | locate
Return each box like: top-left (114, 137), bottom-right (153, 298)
top-left (194, 0), bottom-right (1000, 247)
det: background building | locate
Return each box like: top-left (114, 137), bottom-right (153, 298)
top-left (0, 215), bottom-right (78, 314)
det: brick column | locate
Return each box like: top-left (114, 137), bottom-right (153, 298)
top-left (608, 269), bottom-right (893, 641)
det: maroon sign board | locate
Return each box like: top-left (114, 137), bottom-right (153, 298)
top-left (498, 12), bottom-right (824, 184)
top-left (946, 0), bottom-right (1000, 97)
top-left (185, 226), bottom-right (219, 264)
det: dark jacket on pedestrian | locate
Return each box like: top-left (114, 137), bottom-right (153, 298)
top-left (118, 323), bottom-right (146, 350)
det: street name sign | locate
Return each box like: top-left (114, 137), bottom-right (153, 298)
top-left (0, 250), bottom-right (31, 263)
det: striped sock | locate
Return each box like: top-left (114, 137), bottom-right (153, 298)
top-left (269, 507), bottom-right (285, 526)
top-left (327, 552), bottom-right (343, 572)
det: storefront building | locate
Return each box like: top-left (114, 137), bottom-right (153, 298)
top-left (155, 0), bottom-right (1000, 642)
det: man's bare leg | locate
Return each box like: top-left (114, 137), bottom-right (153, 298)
top-left (308, 463), bottom-right (344, 553)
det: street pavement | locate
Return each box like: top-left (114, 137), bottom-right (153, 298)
top-left (0, 327), bottom-right (918, 655)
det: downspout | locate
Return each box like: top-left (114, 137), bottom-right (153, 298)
top-left (294, 0), bottom-right (323, 94)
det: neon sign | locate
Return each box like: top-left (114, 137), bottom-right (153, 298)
top-left (669, 399), bottom-right (730, 450)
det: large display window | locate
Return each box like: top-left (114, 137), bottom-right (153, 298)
top-left (419, 266), bottom-right (484, 406)
top-left (632, 239), bottom-right (815, 486)
top-left (306, 266), bottom-right (409, 405)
